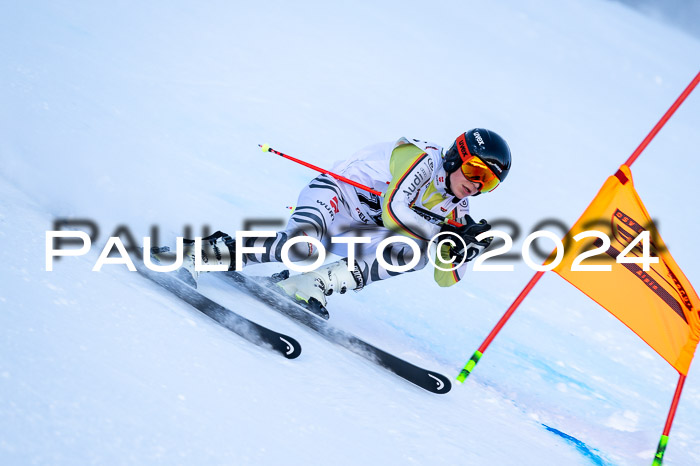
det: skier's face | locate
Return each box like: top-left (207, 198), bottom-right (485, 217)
top-left (449, 169), bottom-right (481, 198)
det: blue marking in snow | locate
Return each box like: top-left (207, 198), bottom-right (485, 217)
top-left (542, 424), bottom-right (609, 465)
top-left (514, 349), bottom-right (600, 395)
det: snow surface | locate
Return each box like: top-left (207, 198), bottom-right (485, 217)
top-left (2, 1), bottom-right (700, 464)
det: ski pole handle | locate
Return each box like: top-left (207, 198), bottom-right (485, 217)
top-left (410, 205), bottom-right (464, 228)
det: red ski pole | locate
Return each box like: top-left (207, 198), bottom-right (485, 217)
top-left (259, 144), bottom-right (464, 228)
top-left (260, 144), bottom-right (384, 197)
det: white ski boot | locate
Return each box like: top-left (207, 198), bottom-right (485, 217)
top-left (276, 258), bottom-right (364, 319)
top-left (176, 231), bottom-right (237, 288)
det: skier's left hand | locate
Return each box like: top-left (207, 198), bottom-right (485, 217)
top-left (440, 215), bottom-right (493, 262)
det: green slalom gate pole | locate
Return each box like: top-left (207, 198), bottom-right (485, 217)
top-left (457, 70), bottom-right (700, 385)
top-left (456, 270), bottom-right (546, 383)
top-left (652, 373), bottom-right (687, 465)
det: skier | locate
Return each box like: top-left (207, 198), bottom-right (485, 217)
top-left (177, 129), bottom-right (511, 318)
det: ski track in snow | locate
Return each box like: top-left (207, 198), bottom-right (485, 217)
top-left (2, 0), bottom-right (700, 464)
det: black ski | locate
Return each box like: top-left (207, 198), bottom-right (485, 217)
top-left (220, 271), bottom-right (451, 394)
top-left (134, 262), bottom-right (302, 359)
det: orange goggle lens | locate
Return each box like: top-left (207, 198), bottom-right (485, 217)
top-left (460, 156), bottom-right (500, 193)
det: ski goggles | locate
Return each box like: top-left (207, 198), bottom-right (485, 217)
top-left (449, 133), bottom-right (501, 193)
top-left (460, 155), bottom-right (501, 193)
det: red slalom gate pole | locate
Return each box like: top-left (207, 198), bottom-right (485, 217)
top-left (455, 71), bottom-right (700, 384)
top-left (626, 71), bottom-right (700, 168)
top-left (456, 271), bottom-right (545, 382)
top-left (652, 373), bottom-right (687, 465)
top-left (259, 144), bottom-right (465, 228)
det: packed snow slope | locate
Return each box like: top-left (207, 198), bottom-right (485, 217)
top-left (2, 1), bottom-right (700, 465)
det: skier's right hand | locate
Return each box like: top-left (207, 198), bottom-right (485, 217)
top-left (439, 215), bottom-right (493, 262)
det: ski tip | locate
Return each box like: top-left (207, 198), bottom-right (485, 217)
top-left (428, 373), bottom-right (452, 394)
top-left (279, 336), bottom-right (302, 359)
top-left (260, 143), bottom-right (270, 152)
